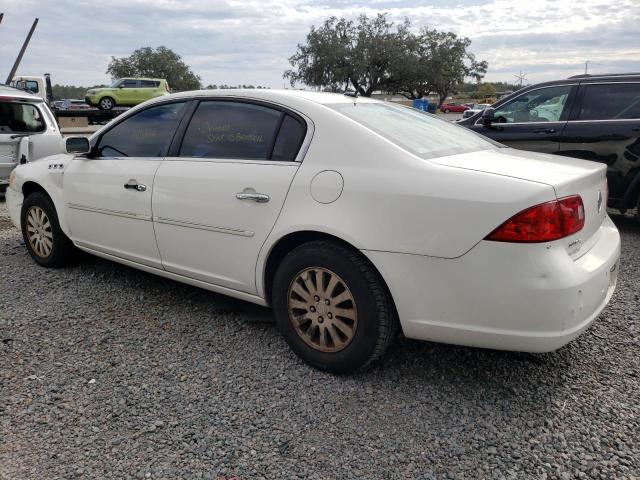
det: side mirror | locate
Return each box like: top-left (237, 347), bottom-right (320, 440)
top-left (118, 85), bottom-right (125, 88)
top-left (66, 136), bottom-right (91, 155)
top-left (482, 107), bottom-right (495, 126)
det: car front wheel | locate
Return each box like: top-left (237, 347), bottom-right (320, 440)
top-left (272, 240), bottom-right (397, 373)
top-left (21, 192), bottom-right (78, 267)
top-left (99, 97), bottom-right (115, 110)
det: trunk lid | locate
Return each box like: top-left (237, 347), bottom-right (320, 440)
top-left (431, 147), bottom-right (608, 258)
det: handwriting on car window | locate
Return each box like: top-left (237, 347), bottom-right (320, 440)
top-left (197, 121), bottom-right (265, 144)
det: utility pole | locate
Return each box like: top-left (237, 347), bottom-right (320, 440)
top-left (585, 60), bottom-right (590, 74)
top-left (6, 18), bottom-right (39, 84)
top-left (0, 13), bottom-right (4, 25)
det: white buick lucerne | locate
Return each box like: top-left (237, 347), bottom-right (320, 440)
top-left (6, 90), bottom-right (620, 372)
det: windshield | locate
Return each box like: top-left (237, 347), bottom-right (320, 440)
top-left (329, 102), bottom-right (499, 159)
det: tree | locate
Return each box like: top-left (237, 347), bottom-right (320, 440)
top-left (472, 82), bottom-right (496, 100)
top-left (284, 16), bottom-right (486, 103)
top-left (392, 29), bottom-right (487, 105)
top-left (284, 14), bottom-right (409, 96)
top-left (106, 46), bottom-right (201, 91)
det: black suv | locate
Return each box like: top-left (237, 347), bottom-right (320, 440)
top-left (458, 73), bottom-right (640, 218)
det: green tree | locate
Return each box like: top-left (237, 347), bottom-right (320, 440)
top-left (472, 82), bottom-right (497, 100)
top-left (106, 46), bottom-right (201, 92)
top-left (392, 29), bottom-right (487, 105)
top-left (284, 14), bottom-right (409, 96)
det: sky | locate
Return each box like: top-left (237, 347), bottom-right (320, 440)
top-left (1, 0), bottom-right (639, 88)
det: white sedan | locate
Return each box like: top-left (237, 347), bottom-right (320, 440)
top-left (6, 90), bottom-right (620, 372)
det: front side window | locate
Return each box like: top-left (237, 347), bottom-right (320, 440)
top-left (121, 79), bottom-right (139, 88)
top-left (330, 102), bottom-right (497, 159)
top-left (179, 101), bottom-right (284, 160)
top-left (0, 102), bottom-right (45, 133)
top-left (96, 102), bottom-right (187, 158)
top-left (578, 83), bottom-right (640, 120)
top-left (493, 86), bottom-right (572, 123)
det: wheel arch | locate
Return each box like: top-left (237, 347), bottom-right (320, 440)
top-left (261, 230), bottom-right (399, 321)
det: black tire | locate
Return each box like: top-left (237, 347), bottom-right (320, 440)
top-left (272, 240), bottom-right (397, 373)
top-left (21, 191), bottom-right (77, 267)
top-left (98, 96), bottom-right (115, 110)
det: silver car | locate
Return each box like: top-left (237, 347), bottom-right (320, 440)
top-left (0, 85), bottom-right (64, 195)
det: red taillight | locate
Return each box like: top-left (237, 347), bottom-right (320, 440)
top-left (486, 195), bottom-right (584, 243)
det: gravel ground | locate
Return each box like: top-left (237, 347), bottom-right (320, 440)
top-left (1, 199), bottom-right (639, 480)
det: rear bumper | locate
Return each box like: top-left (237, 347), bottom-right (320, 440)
top-left (364, 216), bottom-right (621, 353)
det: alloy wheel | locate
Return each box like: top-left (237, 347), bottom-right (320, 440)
top-left (26, 206), bottom-right (53, 258)
top-left (287, 267), bottom-right (358, 353)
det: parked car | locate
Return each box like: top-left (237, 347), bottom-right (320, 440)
top-left (458, 73), bottom-right (640, 219)
top-left (6, 90), bottom-right (620, 372)
top-left (85, 78), bottom-right (170, 110)
top-left (462, 103), bottom-right (491, 118)
top-left (57, 99), bottom-right (93, 111)
top-left (0, 85), bottom-right (64, 196)
top-left (440, 103), bottom-right (469, 113)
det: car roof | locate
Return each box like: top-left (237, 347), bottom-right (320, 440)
top-left (120, 77), bottom-right (165, 82)
top-left (0, 84), bottom-right (43, 100)
top-left (163, 89), bottom-right (380, 106)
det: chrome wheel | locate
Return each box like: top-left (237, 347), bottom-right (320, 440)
top-left (100, 98), bottom-right (113, 109)
top-left (287, 267), bottom-right (358, 353)
top-left (26, 206), bottom-right (53, 258)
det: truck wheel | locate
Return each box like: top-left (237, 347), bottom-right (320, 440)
top-left (272, 240), bottom-right (397, 373)
top-left (21, 192), bottom-right (78, 267)
top-left (99, 97), bottom-right (115, 110)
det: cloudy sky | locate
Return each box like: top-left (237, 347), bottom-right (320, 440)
top-left (1, 0), bottom-right (639, 88)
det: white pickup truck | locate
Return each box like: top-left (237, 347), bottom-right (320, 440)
top-left (0, 84), bottom-right (64, 196)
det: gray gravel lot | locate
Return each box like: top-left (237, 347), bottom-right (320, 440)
top-left (1, 199), bottom-right (639, 479)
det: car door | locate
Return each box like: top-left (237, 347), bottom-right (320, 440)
top-left (470, 85), bottom-right (575, 153)
top-left (153, 99), bottom-right (308, 294)
top-left (139, 80), bottom-right (158, 102)
top-left (118, 79), bottom-right (140, 104)
top-left (63, 101), bottom-right (189, 268)
top-left (559, 82), bottom-right (640, 208)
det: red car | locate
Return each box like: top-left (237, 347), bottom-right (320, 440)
top-left (440, 103), bottom-right (470, 113)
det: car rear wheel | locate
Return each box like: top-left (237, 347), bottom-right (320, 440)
top-left (272, 240), bottom-right (397, 373)
top-left (21, 192), bottom-right (78, 267)
top-left (99, 97), bottom-right (115, 110)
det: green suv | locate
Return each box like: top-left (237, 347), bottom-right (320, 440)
top-left (85, 78), bottom-right (170, 110)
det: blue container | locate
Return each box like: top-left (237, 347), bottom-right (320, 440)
top-left (412, 98), bottom-right (426, 111)
top-left (427, 102), bottom-right (437, 114)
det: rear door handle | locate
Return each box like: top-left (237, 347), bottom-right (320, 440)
top-left (532, 128), bottom-right (556, 134)
top-left (236, 192), bottom-right (270, 203)
top-left (124, 179), bottom-right (147, 192)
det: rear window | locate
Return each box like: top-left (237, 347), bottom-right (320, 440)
top-left (578, 83), bottom-right (640, 120)
top-left (0, 102), bottom-right (45, 133)
top-left (329, 102), bottom-right (497, 159)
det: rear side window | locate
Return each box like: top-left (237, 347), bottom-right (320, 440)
top-left (179, 101), bottom-right (283, 160)
top-left (0, 102), bottom-right (45, 133)
top-left (97, 102), bottom-right (187, 158)
top-left (578, 83), bottom-right (640, 120)
top-left (272, 115), bottom-right (306, 161)
top-left (141, 80), bottom-right (159, 88)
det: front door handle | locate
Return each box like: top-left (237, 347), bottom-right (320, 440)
top-left (533, 128), bottom-right (556, 134)
top-left (236, 192), bottom-right (270, 203)
top-left (124, 179), bottom-right (147, 192)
